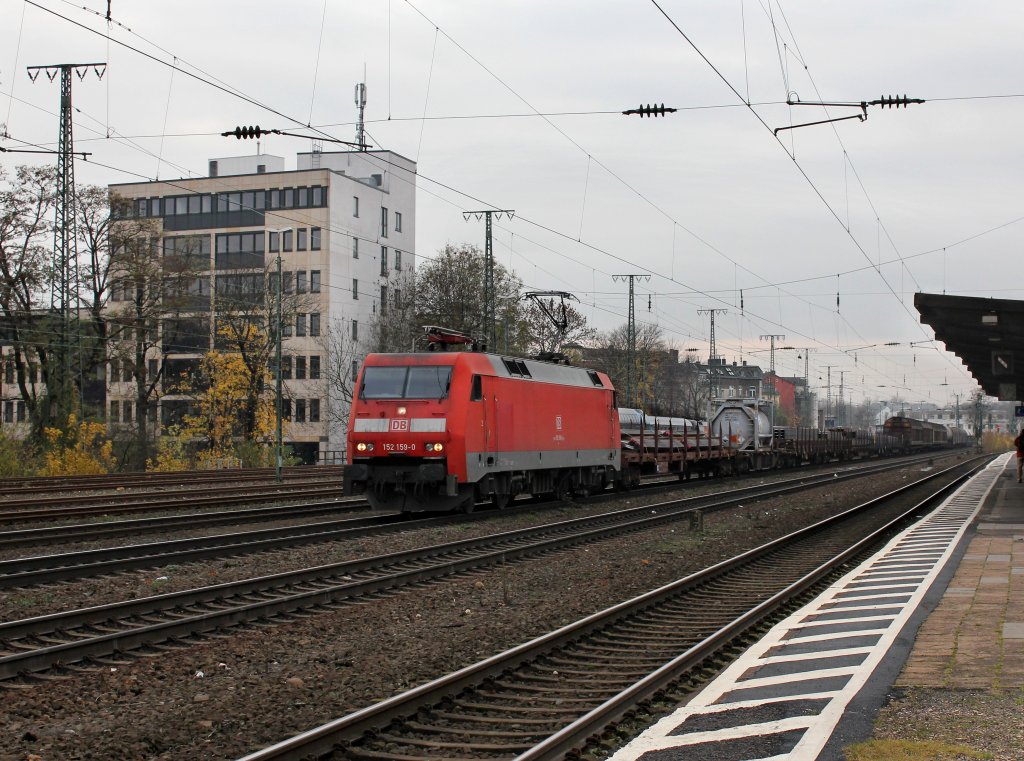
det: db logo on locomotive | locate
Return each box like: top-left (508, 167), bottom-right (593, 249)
top-left (390, 419), bottom-right (409, 432)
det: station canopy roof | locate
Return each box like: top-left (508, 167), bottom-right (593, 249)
top-left (914, 292), bottom-right (1024, 401)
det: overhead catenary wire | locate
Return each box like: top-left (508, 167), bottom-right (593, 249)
top-left (6, 3), bottom-right (978, 397)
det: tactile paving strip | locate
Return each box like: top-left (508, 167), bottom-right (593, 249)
top-left (609, 454), bottom-right (1009, 761)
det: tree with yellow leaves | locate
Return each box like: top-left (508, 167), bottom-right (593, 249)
top-left (41, 412), bottom-right (114, 476)
top-left (147, 324), bottom-right (280, 470)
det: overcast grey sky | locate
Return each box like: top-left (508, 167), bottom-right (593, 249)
top-left (3, 0), bottom-right (1021, 409)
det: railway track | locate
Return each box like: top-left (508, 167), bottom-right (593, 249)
top-left (0, 465), bottom-right (344, 496)
top-left (234, 456), bottom-right (990, 761)
top-left (0, 455), bottom-right (983, 687)
top-left (0, 480), bottom-right (345, 523)
top-left (0, 497), bottom-right (370, 550)
top-left (0, 455), bottom-right (938, 589)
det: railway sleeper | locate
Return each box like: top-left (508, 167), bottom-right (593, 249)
top-left (428, 709), bottom-right (568, 727)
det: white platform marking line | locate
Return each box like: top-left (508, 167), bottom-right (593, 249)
top-left (631, 715), bottom-right (822, 750)
top-left (757, 646), bottom-right (874, 666)
top-left (607, 692), bottom-right (842, 757)
top-left (774, 629), bottom-right (888, 647)
top-left (607, 458), bottom-right (1005, 761)
top-left (790, 615), bottom-right (897, 631)
top-left (733, 665), bottom-right (861, 690)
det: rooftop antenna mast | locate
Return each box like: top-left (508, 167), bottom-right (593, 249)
top-left (354, 81), bottom-right (367, 151)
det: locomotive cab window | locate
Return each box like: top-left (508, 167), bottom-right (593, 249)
top-left (587, 370), bottom-right (603, 387)
top-left (361, 366), bottom-right (453, 399)
top-left (470, 374), bottom-right (483, 401)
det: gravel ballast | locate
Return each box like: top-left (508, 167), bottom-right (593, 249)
top-left (0, 454), bottom-right (992, 760)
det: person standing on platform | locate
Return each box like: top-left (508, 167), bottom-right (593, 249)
top-left (1015, 428), bottom-right (1024, 483)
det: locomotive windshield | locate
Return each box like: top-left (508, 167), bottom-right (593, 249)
top-left (361, 366), bottom-right (453, 399)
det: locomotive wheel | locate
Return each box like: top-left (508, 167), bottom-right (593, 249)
top-left (555, 473), bottom-right (574, 503)
top-left (491, 492), bottom-right (510, 510)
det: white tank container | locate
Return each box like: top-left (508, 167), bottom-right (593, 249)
top-left (711, 399), bottom-right (772, 451)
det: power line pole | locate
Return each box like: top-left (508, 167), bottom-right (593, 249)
top-left (697, 308), bottom-right (728, 398)
top-left (464, 210), bottom-right (514, 351)
top-left (821, 365), bottom-right (838, 426)
top-left (27, 62), bottom-right (106, 425)
top-left (759, 334), bottom-right (785, 373)
top-left (760, 334), bottom-right (785, 431)
top-left (838, 370), bottom-right (847, 426)
top-left (613, 275), bottom-right (650, 408)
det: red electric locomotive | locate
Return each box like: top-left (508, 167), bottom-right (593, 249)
top-left (345, 351), bottom-right (621, 512)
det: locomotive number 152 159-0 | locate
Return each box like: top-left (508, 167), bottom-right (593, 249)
top-left (382, 442), bottom-right (416, 452)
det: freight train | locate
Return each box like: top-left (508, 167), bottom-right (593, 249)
top-left (345, 349), bottom-right (969, 513)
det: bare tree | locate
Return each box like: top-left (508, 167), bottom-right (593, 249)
top-left (590, 322), bottom-right (667, 409)
top-left (318, 317), bottom-right (364, 457)
top-left (522, 298), bottom-right (595, 357)
top-left (106, 201), bottom-right (194, 468)
top-left (413, 243), bottom-right (527, 351)
top-left (0, 165), bottom-right (55, 440)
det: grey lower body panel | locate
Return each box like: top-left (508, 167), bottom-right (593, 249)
top-left (465, 448), bottom-right (620, 483)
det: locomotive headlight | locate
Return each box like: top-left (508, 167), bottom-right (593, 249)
top-left (356, 442), bottom-right (374, 452)
top-left (425, 442), bottom-right (445, 453)
top-left (397, 406), bottom-right (407, 416)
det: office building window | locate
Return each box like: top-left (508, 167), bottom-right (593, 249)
top-left (283, 271), bottom-right (293, 294)
top-left (351, 320), bottom-right (358, 341)
top-left (16, 401), bottom-right (25, 422)
top-left (380, 285), bottom-right (387, 312)
top-left (380, 247), bottom-right (388, 276)
top-left (3, 401), bottom-right (12, 423)
top-left (380, 207), bottom-right (388, 238)
top-left (394, 211), bottom-right (402, 232)
top-left (353, 196), bottom-right (359, 217)
top-left (281, 355), bottom-right (292, 380)
top-left (282, 399), bottom-right (292, 420)
top-left (309, 398), bottom-right (320, 423)
top-left (295, 356), bottom-right (307, 380)
top-left (311, 227), bottom-right (321, 250)
top-left (296, 271), bottom-right (307, 294)
top-left (351, 360), bottom-right (359, 379)
top-left (296, 314), bottom-right (307, 337)
top-left (295, 399), bottom-right (306, 423)
top-left (352, 278), bottom-right (359, 299)
top-left (395, 250), bottom-right (402, 271)
top-left (311, 186), bottom-right (324, 206)
top-left (310, 312), bottom-right (320, 337)
top-left (309, 355), bottom-right (321, 380)
top-left (352, 237), bottom-right (358, 258)
top-left (110, 400), bottom-right (119, 421)
top-left (269, 231), bottom-right (279, 253)
top-left (215, 232), bottom-right (264, 269)
top-left (296, 187), bottom-right (308, 208)
top-left (297, 228), bottom-right (307, 251)
top-left (310, 270), bottom-right (321, 293)
top-left (282, 229), bottom-right (293, 252)
top-left (123, 401), bottom-right (133, 423)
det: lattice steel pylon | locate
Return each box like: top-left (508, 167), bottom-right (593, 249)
top-left (698, 308), bottom-right (727, 397)
top-left (28, 62), bottom-right (106, 422)
top-left (464, 209), bottom-right (514, 351)
top-left (613, 274), bottom-right (650, 408)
